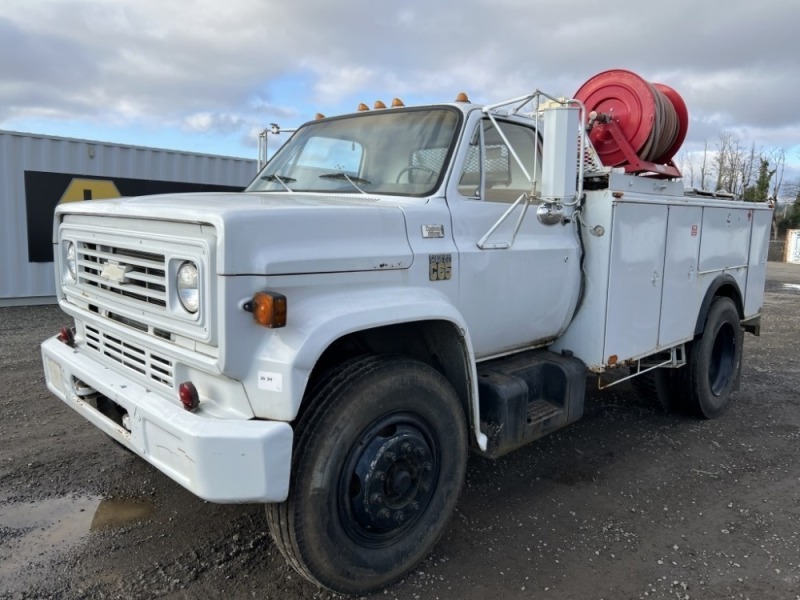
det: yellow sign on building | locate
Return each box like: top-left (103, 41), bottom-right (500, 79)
top-left (59, 178), bottom-right (121, 203)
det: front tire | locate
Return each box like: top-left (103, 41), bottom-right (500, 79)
top-left (266, 356), bottom-right (468, 594)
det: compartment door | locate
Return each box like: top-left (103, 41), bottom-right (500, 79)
top-left (659, 205), bottom-right (703, 347)
top-left (604, 202), bottom-right (668, 363)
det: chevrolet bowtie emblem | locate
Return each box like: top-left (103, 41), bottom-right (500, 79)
top-left (100, 261), bottom-right (132, 284)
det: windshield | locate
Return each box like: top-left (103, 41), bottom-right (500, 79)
top-left (246, 107), bottom-right (461, 197)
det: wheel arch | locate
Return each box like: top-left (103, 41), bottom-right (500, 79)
top-left (694, 275), bottom-right (744, 336)
top-left (305, 319), bottom-right (484, 450)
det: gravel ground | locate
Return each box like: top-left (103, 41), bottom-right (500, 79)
top-left (1, 263), bottom-right (799, 600)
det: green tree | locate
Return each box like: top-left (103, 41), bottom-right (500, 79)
top-left (787, 196), bottom-right (800, 229)
top-left (778, 185), bottom-right (800, 230)
top-left (743, 158), bottom-right (775, 202)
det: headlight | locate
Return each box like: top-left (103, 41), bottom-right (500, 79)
top-left (176, 261), bottom-right (199, 314)
top-left (66, 242), bottom-right (77, 281)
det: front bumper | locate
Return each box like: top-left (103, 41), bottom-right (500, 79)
top-left (41, 336), bottom-right (293, 503)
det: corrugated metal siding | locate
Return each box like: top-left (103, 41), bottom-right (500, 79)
top-left (0, 130), bottom-right (257, 303)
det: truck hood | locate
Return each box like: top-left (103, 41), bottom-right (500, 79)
top-left (56, 192), bottom-right (413, 275)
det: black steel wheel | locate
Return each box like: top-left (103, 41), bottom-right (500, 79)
top-left (266, 356), bottom-right (467, 594)
top-left (684, 297), bottom-right (744, 418)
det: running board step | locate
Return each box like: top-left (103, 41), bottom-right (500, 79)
top-left (477, 349), bottom-right (585, 458)
top-left (527, 399), bottom-right (563, 424)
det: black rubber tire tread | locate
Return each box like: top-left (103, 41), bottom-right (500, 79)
top-left (265, 355), bottom-right (468, 594)
top-left (266, 355), bottom-right (386, 581)
top-left (683, 297), bottom-right (743, 419)
top-left (629, 363), bottom-right (688, 412)
top-left (630, 369), bottom-right (668, 411)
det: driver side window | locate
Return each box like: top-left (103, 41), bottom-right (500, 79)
top-left (458, 120), bottom-right (540, 203)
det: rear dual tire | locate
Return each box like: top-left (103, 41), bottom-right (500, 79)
top-left (683, 296), bottom-right (743, 418)
top-left (632, 297), bottom-right (743, 419)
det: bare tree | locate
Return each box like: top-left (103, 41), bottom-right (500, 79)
top-left (740, 142), bottom-right (758, 197)
top-left (676, 151), bottom-right (693, 188)
top-left (699, 139), bottom-right (709, 190)
top-left (714, 133), bottom-right (751, 196)
top-left (714, 134), bottom-right (728, 192)
top-left (714, 133), bottom-right (738, 194)
top-left (770, 148), bottom-right (786, 200)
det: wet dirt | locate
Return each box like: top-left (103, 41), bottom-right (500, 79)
top-left (0, 495), bottom-right (98, 580)
top-left (0, 494), bottom-right (156, 583)
top-left (1, 262), bottom-right (799, 599)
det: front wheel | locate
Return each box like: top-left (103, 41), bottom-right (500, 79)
top-left (683, 297), bottom-right (744, 418)
top-left (266, 356), bottom-right (468, 594)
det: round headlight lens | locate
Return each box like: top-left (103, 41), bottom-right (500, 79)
top-left (66, 242), bottom-right (77, 281)
top-left (176, 261), bottom-right (199, 314)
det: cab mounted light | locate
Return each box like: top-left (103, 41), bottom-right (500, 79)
top-left (245, 292), bottom-right (287, 328)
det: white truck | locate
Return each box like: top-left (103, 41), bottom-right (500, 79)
top-left (41, 70), bottom-right (771, 594)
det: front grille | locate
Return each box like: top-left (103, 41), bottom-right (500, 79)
top-left (78, 243), bottom-right (167, 309)
top-left (85, 324), bottom-right (174, 388)
top-left (62, 220), bottom-right (215, 350)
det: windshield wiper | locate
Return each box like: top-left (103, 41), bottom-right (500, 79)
top-left (260, 173), bottom-right (296, 192)
top-left (319, 172), bottom-right (371, 194)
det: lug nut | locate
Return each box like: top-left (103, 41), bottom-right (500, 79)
top-left (378, 508), bottom-right (391, 520)
top-left (410, 501), bottom-right (420, 512)
top-left (370, 493), bottom-right (384, 505)
top-left (401, 442), bottom-right (412, 454)
top-left (394, 512), bottom-right (405, 524)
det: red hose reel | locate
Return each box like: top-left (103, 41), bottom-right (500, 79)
top-left (575, 69), bottom-right (689, 177)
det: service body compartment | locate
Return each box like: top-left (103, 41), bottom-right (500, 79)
top-left (552, 173), bottom-right (771, 370)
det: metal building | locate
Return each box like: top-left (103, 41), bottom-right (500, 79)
top-left (1, 130), bottom-right (257, 305)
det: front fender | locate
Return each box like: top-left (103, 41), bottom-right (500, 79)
top-left (241, 283), bottom-right (487, 450)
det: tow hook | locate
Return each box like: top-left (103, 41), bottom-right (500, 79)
top-left (57, 326), bottom-right (75, 347)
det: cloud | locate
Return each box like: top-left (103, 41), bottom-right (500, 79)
top-left (0, 0), bottom-right (798, 164)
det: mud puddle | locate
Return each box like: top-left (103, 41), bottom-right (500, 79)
top-left (0, 495), bottom-right (156, 580)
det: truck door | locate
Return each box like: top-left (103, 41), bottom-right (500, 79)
top-left (446, 117), bottom-right (581, 358)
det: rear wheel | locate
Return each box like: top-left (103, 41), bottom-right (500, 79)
top-left (266, 356), bottom-right (468, 594)
top-left (629, 367), bottom-right (683, 412)
top-left (683, 297), bottom-right (743, 418)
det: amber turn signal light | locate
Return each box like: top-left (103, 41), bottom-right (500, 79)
top-left (247, 291), bottom-right (287, 328)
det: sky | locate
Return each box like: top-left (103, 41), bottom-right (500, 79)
top-left (2, 0), bottom-right (799, 197)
